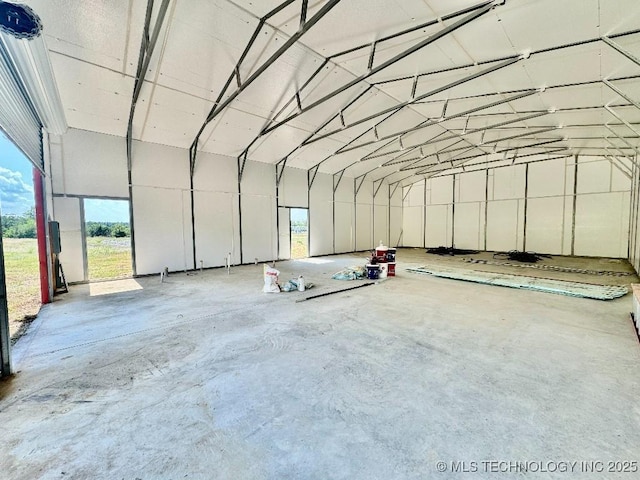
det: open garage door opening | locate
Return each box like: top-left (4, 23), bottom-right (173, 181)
top-left (83, 198), bottom-right (133, 281)
top-left (290, 208), bottom-right (308, 259)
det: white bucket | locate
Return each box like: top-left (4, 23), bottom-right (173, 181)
top-left (379, 262), bottom-right (388, 279)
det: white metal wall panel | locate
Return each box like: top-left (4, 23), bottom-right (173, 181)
top-left (193, 152), bottom-right (238, 193)
top-left (280, 167), bottom-right (308, 208)
top-left (356, 203), bottom-right (373, 251)
top-left (132, 140), bottom-right (190, 190)
top-left (132, 186), bottom-right (193, 275)
top-left (334, 201), bottom-right (354, 253)
top-left (486, 200), bottom-right (520, 252)
top-left (429, 176), bottom-right (453, 204)
top-left (491, 165), bottom-right (526, 200)
top-left (373, 185), bottom-right (389, 247)
top-left (611, 165), bottom-right (632, 192)
top-left (57, 128), bottom-right (128, 197)
top-left (457, 171), bottom-right (486, 203)
top-left (577, 159), bottom-right (612, 194)
top-left (525, 196), bottom-right (565, 254)
top-left (309, 173), bottom-right (333, 256)
top-left (389, 183), bottom-right (403, 247)
top-left (278, 207), bottom-right (291, 260)
top-left (241, 193), bottom-right (277, 262)
top-left (402, 206), bottom-right (423, 247)
top-left (334, 179), bottom-right (353, 203)
top-left (192, 151), bottom-right (240, 267)
top-left (574, 192), bottom-right (630, 258)
top-left (425, 204), bottom-right (450, 248)
top-left (241, 161), bottom-right (277, 263)
top-left (373, 204), bottom-right (389, 247)
top-left (528, 158), bottom-right (566, 197)
top-left (52, 196), bottom-right (84, 283)
top-left (194, 191), bottom-right (240, 267)
top-left (453, 202), bottom-right (482, 250)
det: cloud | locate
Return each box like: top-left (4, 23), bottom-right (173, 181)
top-left (0, 167), bottom-right (34, 215)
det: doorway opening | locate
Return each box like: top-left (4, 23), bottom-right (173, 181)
top-left (290, 208), bottom-right (308, 259)
top-left (0, 131), bottom-right (40, 342)
top-left (83, 198), bottom-right (133, 281)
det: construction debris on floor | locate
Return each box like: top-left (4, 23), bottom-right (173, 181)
top-left (332, 265), bottom-right (367, 280)
top-left (463, 257), bottom-right (636, 276)
top-left (426, 246), bottom-right (479, 256)
top-left (492, 250), bottom-right (551, 263)
top-left (406, 265), bottom-right (629, 300)
top-left (262, 264), bottom-right (313, 293)
top-left (332, 244), bottom-right (399, 281)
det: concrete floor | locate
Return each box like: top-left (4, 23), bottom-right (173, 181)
top-left (1, 249), bottom-right (639, 479)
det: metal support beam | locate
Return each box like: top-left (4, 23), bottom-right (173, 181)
top-left (276, 158), bottom-right (288, 186)
top-left (605, 104), bottom-right (640, 139)
top-left (602, 36), bottom-right (640, 69)
top-left (126, 0), bottom-right (171, 170)
top-left (429, 153), bottom-right (572, 177)
top-left (0, 215), bottom-right (10, 376)
top-left (308, 56), bottom-right (523, 148)
top-left (373, 179), bottom-right (384, 198)
top-left (402, 184), bottom-right (414, 201)
top-left (333, 169), bottom-right (345, 192)
top-left (355, 174), bottom-right (367, 195)
top-left (308, 165), bottom-right (319, 190)
top-left (604, 123), bottom-right (640, 159)
top-left (389, 182), bottom-right (401, 199)
top-left (363, 108), bottom-right (550, 166)
top-left (415, 138), bottom-right (566, 175)
top-left (352, 88), bottom-right (540, 158)
top-left (191, 0), bottom-right (341, 154)
top-left (262, 0), bottom-right (499, 136)
top-left (603, 78), bottom-right (640, 112)
top-left (238, 149), bottom-right (249, 182)
top-left (604, 155), bottom-right (633, 179)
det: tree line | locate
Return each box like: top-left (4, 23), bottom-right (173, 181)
top-left (1, 209), bottom-right (130, 238)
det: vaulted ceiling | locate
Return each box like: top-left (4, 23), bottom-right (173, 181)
top-left (26, 0), bottom-right (640, 185)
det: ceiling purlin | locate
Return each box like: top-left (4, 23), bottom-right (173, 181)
top-left (243, 1), bottom-right (502, 174)
top-left (189, 0), bottom-right (342, 170)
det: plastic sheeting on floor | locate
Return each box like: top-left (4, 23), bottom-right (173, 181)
top-left (406, 266), bottom-right (629, 301)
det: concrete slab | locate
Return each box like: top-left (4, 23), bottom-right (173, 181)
top-left (1, 250), bottom-right (639, 479)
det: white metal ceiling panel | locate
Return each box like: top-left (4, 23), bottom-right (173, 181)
top-left (599, 0), bottom-right (640, 36)
top-left (49, 52), bottom-right (132, 136)
top-left (523, 45), bottom-right (602, 87)
top-left (137, 86), bottom-right (214, 149)
top-left (27, 0), bottom-right (137, 73)
top-left (495, 0), bottom-right (599, 53)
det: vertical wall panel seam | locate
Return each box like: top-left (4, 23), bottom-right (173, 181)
top-left (571, 155), bottom-right (578, 256)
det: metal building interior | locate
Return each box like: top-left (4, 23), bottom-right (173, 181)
top-left (1, 0), bottom-right (640, 477)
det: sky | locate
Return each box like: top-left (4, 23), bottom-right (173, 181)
top-left (0, 131), bottom-right (129, 222)
top-left (0, 131), bottom-right (35, 215)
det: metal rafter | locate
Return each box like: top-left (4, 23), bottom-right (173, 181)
top-left (374, 28), bottom-right (640, 88)
top-left (303, 56), bottom-right (523, 148)
top-left (350, 89), bottom-right (542, 159)
top-left (190, 0), bottom-right (342, 166)
top-left (126, 0), bottom-right (171, 169)
top-left (427, 153), bottom-right (572, 177)
top-left (260, 0), bottom-right (499, 137)
top-left (359, 109), bottom-right (552, 170)
top-left (415, 138), bottom-right (566, 175)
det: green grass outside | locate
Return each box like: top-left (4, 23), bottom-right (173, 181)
top-left (2, 238), bottom-right (40, 338)
top-left (86, 236), bottom-right (132, 281)
top-left (291, 232), bottom-right (308, 259)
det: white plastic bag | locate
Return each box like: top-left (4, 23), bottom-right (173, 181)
top-left (263, 265), bottom-right (281, 293)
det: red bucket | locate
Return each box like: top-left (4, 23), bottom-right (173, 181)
top-left (388, 262), bottom-right (396, 277)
